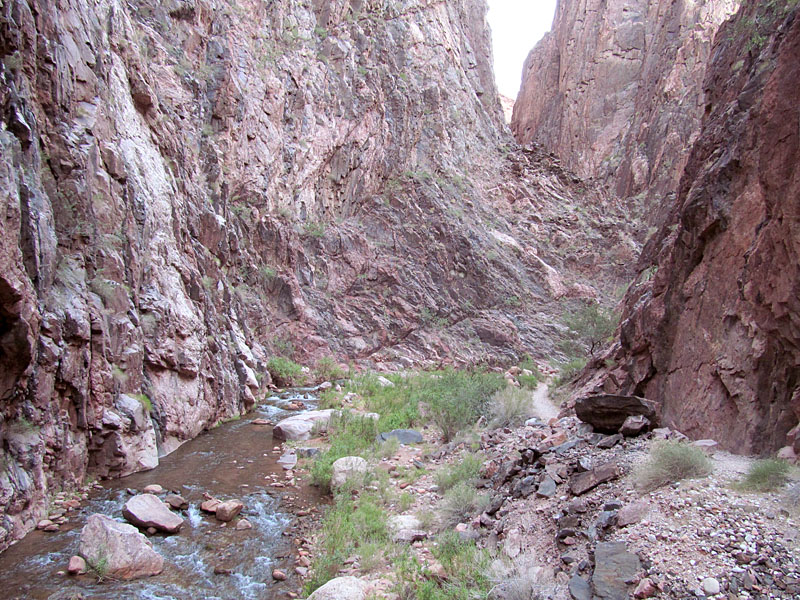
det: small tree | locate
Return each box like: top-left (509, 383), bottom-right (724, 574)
top-left (562, 300), bottom-right (617, 357)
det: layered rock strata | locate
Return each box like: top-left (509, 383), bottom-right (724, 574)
top-left (582, 2), bottom-right (800, 454)
top-left (0, 0), bottom-right (637, 549)
top-left (512, 0), bottom-right (739, 224)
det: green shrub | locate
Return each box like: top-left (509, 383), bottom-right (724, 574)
top-left (438, 481), bottom-right (489, 527)
top-left (133, 393), bottom-right (153, 413)
top-left (517, 373), bottom-right (539, 389)
top-left (635, 441), bottom-right (712, 491)
top-left (313, 356), bottom-right (345, 383)
top-left (414, 369), bottom-right (504, 441)
top-left (310, 411), bottom-right (378, 492)
top-left (488, 386), bottom-right (532, 428)
top-left (266, 356), bottom-right (305, 387)
top-left (303, 494), bottom-right (388, 595)
top-left (348, 372), bottom-right (419, 432)
top-left (739, 459), bottom-right (790, 492)
top-left (562, 300), bottom-right (617, 357)
top-left (553, 357), bottom-right (587, 387)
top-left (435, 454), bottom-right (483, 492)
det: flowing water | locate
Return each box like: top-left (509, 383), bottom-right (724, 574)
top-left (0, 390), bottom-right (324, 600)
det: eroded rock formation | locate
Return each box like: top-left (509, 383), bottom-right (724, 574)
top-left (512, 0), bottom-right (739, 224)
top-left (0, 0), bottom-right (637, 548)
top-left (582, 2), bottom-right (800, 454)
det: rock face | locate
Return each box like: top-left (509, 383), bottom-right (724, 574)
top-left (122, 494), bottom-right (184, 533)
top-left (584, 2), bottom-right (800, 454)
top-left (79, 514), bottom-right (164, 580)
top-left (512, 0), bottom-right (740, 223)
top-left (0, 0), bottom-right (639, 548)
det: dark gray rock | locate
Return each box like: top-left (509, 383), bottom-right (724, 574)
top-left (569, 461), bottom-right (620, 496)
top-left (575, 395), bottom-right (659, 433)
top-left (568, 574), bottom-right (592, 600)
top-left (596, 434), bottom-right (623, 449)
top-left (592, 542), bottom-right (642, 600)
top-left (377, 429), bottom-right (424, 444)
top-left (536, 476), bottom-right (557, 498)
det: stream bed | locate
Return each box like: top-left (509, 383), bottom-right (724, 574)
top-left (0, 390), bottom-right (324, 600)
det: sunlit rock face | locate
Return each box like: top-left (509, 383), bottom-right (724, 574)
top-left (512, 0), bottom-right (739, 225)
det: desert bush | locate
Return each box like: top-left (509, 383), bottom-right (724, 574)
top-left (313, 356), bottom-right (345, 383)
top-left (435, 453), bottom-right (483, 491)
top-left (562, 300), bottom-right (617, 357)
top-left (635, 441), bottom-right (712, 491)
top-left (489, 386), bottom-right (532, 428)
top-left (439, 481), bottom-right (490, 527)
top-left (415, 369), bottom-right (504, 441)
top-left (266, 356), bottom-right (305, 387)
top-left (739, 458), bottom-right (790, 492)
top-left (553, 357), bottom-right (587, 387)
top-left (517, 373), bottom-right (539, 390)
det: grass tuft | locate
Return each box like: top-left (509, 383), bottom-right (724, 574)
top-left (739, 458), bottom-right (790, 492)
top-left (488, 386), bottom-right (532, 428)
top-left (438, 481), bottom-right (489, 527)
top-left (435, 453), bottom-right (483, 492)
top-left (266, 356), bottom-right (305, 387)
top-left (634, 440), bottom-right (712, 492)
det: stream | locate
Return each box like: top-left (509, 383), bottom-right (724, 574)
top-left (0, 390), bottom-right (324, 600)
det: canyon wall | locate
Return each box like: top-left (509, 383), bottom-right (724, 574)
top-left (0, 0), bottom-right (637, 549)
top-left (581, 1), bottom-right (800, 455)
top-left (512, 0), bottom-right (739, 225)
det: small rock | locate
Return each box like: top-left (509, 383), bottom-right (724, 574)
top-left (633, 577), bottom-right (657, 598)
top-left (619, 415), bottom-right (650, 437)
top-left (536, 476), bottom-right (557, 498)
top-left (375, 376), bottom-right (394, 388)
top-left (568, 574), bottom-right (592, 600)
top-left (200, 499), bottom-right (221, 513)
top-left (67, 555), bottom-right (87, 575)
top-left (164, 494), bottom-right (188, 510)
top-left (701, 577), bottom-right (720, 595)
top-left (37, 519), bottom-right (53, 530)
top-left (235, 518), bottom-right (253, 530)
top-left (123, 494), bottom-right (184, 533)
top-left (306, 576), bottom-right (369, 600)
top-left (596, 434), bottom-right (623, 449)
top-left (331, 456), bottom-right (369, 490)
top-left (377, 429), bottom-right (424, 444)
top-left (690, 439), bottom-right (719, 454)
top-left (272, 569), bottom-right (287, 581)
top-left (617, 501), bottom-right (649, 527)
top-left (569, 461), bottom-right (620, 495)
top-left (215, 500), bottom-right (244, 522)
top-left (142, 484), bottom-right (163, 494)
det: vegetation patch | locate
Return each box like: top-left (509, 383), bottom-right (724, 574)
top-left (738, 458), bottom-right (791, 492)
top-left (266, 356), bottom-right (305, 387)
top-left (310, 410), bottom-right (378, 492)
top-left (634, 441), bottom-right (712, 491)
top-left (435, 453), bottom-right (483, 492)
top-left (488, 386), bottom-right (532, 428)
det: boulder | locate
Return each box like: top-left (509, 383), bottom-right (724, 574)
top-left (592, 542), bottom-right (641, 600)
top-left (575, 395), bottom-right (658, 433)
top-left (215, 500), bottom-right (244, 522)
top-left (306, 576), bottom-right (369, 600)
top-left (377, 429), bottom-right (424, 444)
top-left (272, 409), bottom-right (336, 441)
top-left (331, 456), bottom-right (369, 489)
top-left (569, 575), bottom-right (592, 600)
top-left (79, 514), bottom-right (164, 579)
top-left (122, 494), bottom-right (184, 533)
top-left (569, 461), bottom-right (620, 496)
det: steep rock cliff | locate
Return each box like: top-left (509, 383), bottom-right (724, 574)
top-left (581, 1), bottom-right (800, 454)
top-left (0, 0), bottom-right (637, 548)
top-left (511, 0), bottom-right (739, 224)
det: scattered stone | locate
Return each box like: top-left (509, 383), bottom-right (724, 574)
top-left (297, 447), bottom-right (322, 458)
top-left (272, 569), bottom-right (287, 581)
top-left (701, 577), bottom-right (720, 595)
top-left (37, 519), bottom-right (53, 530)
top-left (235, 518), bottom-right (253, 530)
top-left (388, 515), bottom-right (423, 531)
top-left (142, 484), bottom-right (163, 494)
top-left (67, 555), bottom-right (87, 575)
top-left (504, 528), bottom-right (522, 558)
top-left (122, 494), bottom-right (184, 533)
top-left (331, 456), bottom-right (369, 490)
top-left (619, 415), bottom-right (650, 437)
top-left (592, 542), bottom-right (641, 600)
top-left (377, 429), bottom-right (424, 444)
top-left (278, 451), bottom-right (298, 470)
top-left (200, 498), bottom-right (221, 513)
top-left (79, 514), bottom-right (164, 580)
top-left (306, 576), bottom-right (369, 600)
top-left (375, 376), bottom-right (395, 388)
top-left (690, 439), bottom-right (719, 454)
top-left (575, 395), bottom-right (658, 433)
top-left (215, 500), bottom-right (244, 522)
top-left (569, 461), bottom-right (620, 496)
top-left (251, 418), bottom-right (271, 425)
top-left (633, 578), bottom-right (657, 598)
top-left (617, 501), bottom-right (649, 527)
top-left (568, 575), bottom-right (592, 600)
top-left (395, 529), bottom-right (428, 543)
top-left (164, 494), bottom-right (188, 510)
top-left (536, 476), bottom-right (557, 498)
top-left (596, 433), bottom-right (623, 449)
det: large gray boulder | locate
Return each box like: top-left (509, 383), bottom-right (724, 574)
top-left (122, 494), bottom-right (184, 533)
top-left (377, 429), bottom-right (424, 444)
top-left (574, 395), bottom-right (658, 433)
top-left (307, 576), bottom-right (369, 600)
top-left (272, 409), bottom-right (336, 441)
top-left (79, 514), bottom-right (164, 579)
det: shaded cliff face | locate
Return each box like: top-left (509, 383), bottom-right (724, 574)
top-left (511, 0), bottom-right (739, 224)
top-left (582, 2), bottom-right (800, 454)
top-left (0, 0), bottom-right (638, 548)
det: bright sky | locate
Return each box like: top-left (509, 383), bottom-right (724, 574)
top-left (487, 0), bottom-right (558, 98)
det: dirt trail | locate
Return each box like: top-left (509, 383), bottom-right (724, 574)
top-left (531, 382), bottom-right (559, 422)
